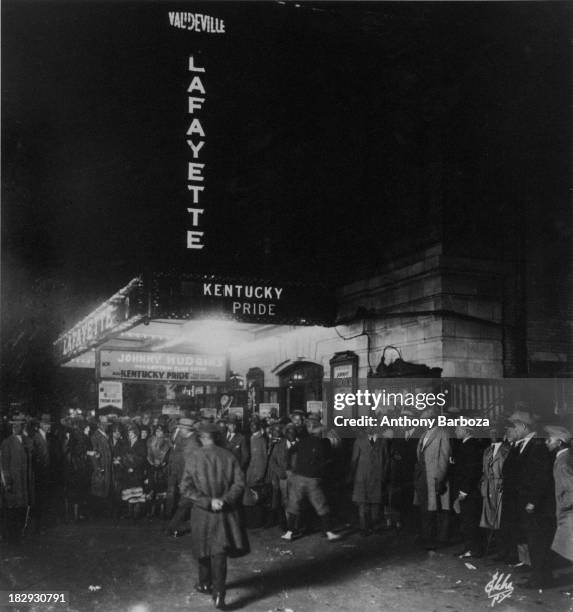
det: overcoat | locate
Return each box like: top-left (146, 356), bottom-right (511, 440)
top-left (181, 445), bottom-right (249, 559)
top-left (413, 427), bottom-right (451, 511)
top-left (246, 432), bottom-right (268, 486)
top-left (551, 449), bottom-right (573, 561)
top-left (64, 430), bottom-right (92, 503)
top-left (121, 438), bottom-right (147, 490)
top-left (480, 442), bottom-right (510, 529)
top-left (1, 434), bottom-right (33, 508)
top-left (90, 429), bottom-right (112, 498)
top-left (351, 436), bottom-right (389, 504)
top-left (225, 432), bottom-right (250, 471)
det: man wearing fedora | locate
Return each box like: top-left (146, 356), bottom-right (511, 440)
top-left (223, 414), bottom-right (249, 472)
top-left (181, 422), bottom-right (249, 610)
top-left (167, 416), bottom-right (200, 536)
top-left (545, 425), bottom-right (573, 567)
top-left (31, 413), bottom-right (52, 534)
top-left (1, 413), bottom-right (34, 543)
top-left (506, 408), bottom-right (555, 589)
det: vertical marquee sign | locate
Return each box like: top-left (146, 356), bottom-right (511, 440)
top-left (167, 11), bottom-right (226, 252)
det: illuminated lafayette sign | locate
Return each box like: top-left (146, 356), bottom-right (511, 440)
top-left (99, 349), bottom-right (226, 383)
top-left (57, 302), bottom-right (128, 360)
top-left (54, 277), bottom-right (146, 364)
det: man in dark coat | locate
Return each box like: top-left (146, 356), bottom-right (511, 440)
top-left (506, 409), bottom-right (555, 589)
top-left (452, 420), bottom-right (487, 558)
top-left (180, 422), bottom-right (248, 610)
top-left (223, 414), bottom-right (249, 471)
top-left (89, 416), bottom-right (112, 516)
top-left (31, 414), bottom-right (52, 533)
top-left (350, 430), bottom-right (389, 535)
top-left (1, 414), bottom-right (34, 543)
top-left (167, 417), bottom-right (201, 535)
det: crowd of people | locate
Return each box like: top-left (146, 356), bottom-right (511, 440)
top-left (1, 402), bottom-right (572, 608)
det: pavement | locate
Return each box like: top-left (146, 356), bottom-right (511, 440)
top-left (1, 517), bottom-right (572, 612)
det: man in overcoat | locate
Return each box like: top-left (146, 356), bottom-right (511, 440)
top-left (167, 417), bottom-right (200, 535)
top-left (506, 409), bottom-right (555, 589)
top-left (1, 414), bottom-right (33, 543)
top-left (89, 416), bottom-right (112, 516)
top-left (32, 413), bottom-right (52, 533)
top-left (223, 414), bottom-right (249, 471)
top-left (545, 425), bottom-right (573, 565)
top-left (452, 420), bottom-right (487, 557)
top-left (350, 429), bottom-right (390, 535)
top-left (180, 422), bottom-right (248, 610)
top-left (413, 406), bottom-right (451, 550)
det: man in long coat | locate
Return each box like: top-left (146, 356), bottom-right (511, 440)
top-left (180, 422), bottom-right (248, 610)
top-left (452, 421), bottom-right (487, 557)
top-left (545, 425), bottom-right (573, 564)
top-left (223, 414), bottom-right (249, 472)
top-left (1, 414), bottom-right (34, 543)
top-left (480, 431), bottom-right (510, 531)
top-left (89, 417), bottom-right (112, 516)
top-left (350, 430), bottom-right (390, 535)
top-left (506, 410), bottom-right (555, 589)
top-left (167, 417), bottom-right (200, 535)
top-left (413, 407), bottom-right (451, 550)
top-left (32, 414), bottom-right (52, 533)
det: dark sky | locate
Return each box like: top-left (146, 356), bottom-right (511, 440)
top-left (1, 1), bottom-right (572, 400)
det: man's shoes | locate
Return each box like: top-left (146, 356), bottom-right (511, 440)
top-left (281, 530), bottom-right (294, 541)
top-left (326, 531), bottom-right (341, 541)
top-left (195, 583), bottom-right (212, 594)
top-left (212, 592), bottom-right (226, 610)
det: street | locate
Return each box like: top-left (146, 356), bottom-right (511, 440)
top-left (1, 518), bottom-right (571, 612)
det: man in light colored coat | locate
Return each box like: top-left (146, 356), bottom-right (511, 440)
top-left (414, 406), bottom-right (451, 550)
top-left (545, 425), bottom-right (573, 564)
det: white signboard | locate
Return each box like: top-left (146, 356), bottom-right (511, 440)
top-left (333, 364), bottom-right (353, 379)
top-left (259, 402), bottom-right (279, 419)
top-left (99, 349), bottom-right (226, 383)
top-left (307, 400), bottom-right (324, 417)
top-left (98, 381), bottom-right (123, 410)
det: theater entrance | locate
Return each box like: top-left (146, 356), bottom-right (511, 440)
top-left (278, 361), bottom-right (324, 416)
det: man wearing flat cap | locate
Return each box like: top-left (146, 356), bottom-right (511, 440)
top-left (505, 408), bottom-right (555, 588)
top-left (545, 424), bottom-right (573, 565)
top-left (180, 422), bottom-right (249, 610)
top-left (281, 413), bottom-right (340, 541)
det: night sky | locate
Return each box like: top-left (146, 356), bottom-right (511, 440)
top-left (2, 1), bottom-right (571, 404)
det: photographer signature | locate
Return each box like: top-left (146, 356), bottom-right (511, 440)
top-left (485, 571), bottom-right (514, 607)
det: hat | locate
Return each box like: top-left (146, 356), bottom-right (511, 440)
top-left (39, 413), bottom-right (52, 424)
top-left (291, 410), bottom-right (306, 417)
top-left (506, 410), bottom-right (533, 426)
top-left (198, 422), bottom-right (220, 435)
top-left (178, 418), bottom-right (195, 430)
top-left (544, 425), bottom-right (572, 444)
